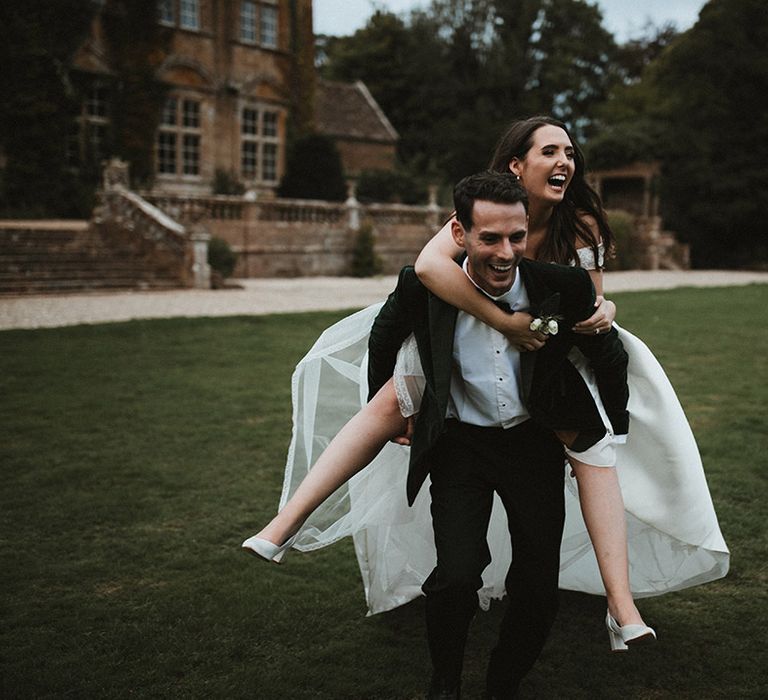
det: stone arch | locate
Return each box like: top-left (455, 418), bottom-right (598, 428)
top-left (157, 57), bottom-right (215, 90)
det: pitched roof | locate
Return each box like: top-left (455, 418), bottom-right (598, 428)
top-left (316, 79), bottom-right (398, 143)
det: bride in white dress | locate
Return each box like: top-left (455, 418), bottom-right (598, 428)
top-left (243, 117), bottom-right (729, 645)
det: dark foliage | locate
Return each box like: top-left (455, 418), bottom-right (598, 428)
top-left (207, 236), bottom-right (238, 279)
top-left (277, 133), bottom-right (347, 201)
top-left (653, 0), bottom-right (768, 268)
top-left (356, 169), bottom-right (428, 204)
top-left (101, 0), bottom-right (172, 188)
top-left (213, 170), bottom-right (246, 195)
top-left (0, 1), bottom-right (96, 217)
top-left (349, 222), bottom-right (383, 277)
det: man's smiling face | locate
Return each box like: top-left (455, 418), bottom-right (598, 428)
top-left (451, 199), bottom-right (528, 296)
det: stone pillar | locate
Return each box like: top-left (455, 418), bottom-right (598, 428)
top-left (189, 225), bottom-right (212, 289)
top-left (427, 184), bottom-right (441, 226)
top-left (102, 158), bottom-right (130, 191)
top-left (345, 180), bottom-right (360, 231)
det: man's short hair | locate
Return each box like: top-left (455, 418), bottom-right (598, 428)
top-left (453, 171), bottom-right (529, 232)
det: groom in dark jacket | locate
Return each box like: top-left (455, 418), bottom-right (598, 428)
top-left (367, 171), bottom-right (629, 699)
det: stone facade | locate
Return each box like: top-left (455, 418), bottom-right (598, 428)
top-left (70, 0), bottom-right (314, 196)
top-left (67, 3), bottom-right (398, 198)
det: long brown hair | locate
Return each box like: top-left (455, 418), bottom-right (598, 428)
top-left (489, 116), bottom-right (613, 268)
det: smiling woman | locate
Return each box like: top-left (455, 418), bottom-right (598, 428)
top-left (509, 124), bottom-right (576, 205)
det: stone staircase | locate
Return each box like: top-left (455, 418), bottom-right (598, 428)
top-left (0, 220), bottom-right (185, 295)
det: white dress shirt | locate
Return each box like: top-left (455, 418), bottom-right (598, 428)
top-left (447, 261), bottom-right (531, 428)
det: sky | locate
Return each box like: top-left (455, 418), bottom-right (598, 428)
top-left (313, 0), bottom-right (709, 41)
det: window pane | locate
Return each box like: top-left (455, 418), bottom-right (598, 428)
top-left (158, 132), bottom-right (177, 173)
top-left (86, 123), bottom-right (108, 162)
top-left (180, 0), bottom-right (199, 29)
top-left (86, 86), bottom-right (108, 118)
top-left (158, 0), bottom-right (174, 24)
top-left (262, 111), bottom-right (277, 137)
top-left (242, 141), bottom-right (257, 177)
top-left (260, 5), bottom-right (278, 48)
top-left (262, 142), bottom-right (277, 182)
top-left (240, 1), bottom-right (256, 43)
top-left (66, 121), bottom-right (82, 166)
top-left (182, 99), bottom-right (200, 128)
top-left (161, 98), bottom-right (177, 126)
top-left (182, 134), bottom-right (200, 175)
top-left (242, 108), bottom-right (258, 135)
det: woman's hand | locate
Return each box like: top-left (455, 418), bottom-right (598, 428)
top-left (390, 416), bottom-right (414, 446)
top-left (503, 312), bottom-right (549, 351)
top-left (572, 296), bottom-right (616, 335)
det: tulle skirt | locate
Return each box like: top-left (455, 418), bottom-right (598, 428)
top-left (278, 303), bottom-right (730, 615)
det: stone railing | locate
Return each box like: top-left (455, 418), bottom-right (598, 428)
top-left (138, 192), bottom-right (447, 228)
top-left (97, 186), bottom-right (188, 252)
top-left (95, 160), bottom-right (211, 288)
top-left (137, 188), bottom-right (451, 278)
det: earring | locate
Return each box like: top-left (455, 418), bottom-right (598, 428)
top-left (515, 174), bottom-right (521, 181)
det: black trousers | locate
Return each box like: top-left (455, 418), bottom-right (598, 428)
top-left (423, 419), bottom-right (565, 698)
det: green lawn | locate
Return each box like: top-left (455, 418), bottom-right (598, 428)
top-left (1, 285), bottom-right (766, 699)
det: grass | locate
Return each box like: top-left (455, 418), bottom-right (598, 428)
top-left (1, 285), bottom-right (766, 699)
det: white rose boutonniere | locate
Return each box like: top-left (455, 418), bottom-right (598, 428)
top-left (529, 293), bottom-right (563, 336)
top-left (530, 314), bottom-right (562, 335)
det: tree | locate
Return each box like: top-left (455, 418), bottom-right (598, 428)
top-left (611, 22), bottom-right (679, 85)
top-left (522, 0), bottom-right (617, 139)
top-left (651, 0), bottom-right (768, 267)
top-left (321, 1), bottom-right (619, 183)
top-left (585, 21), bottom-right (678, 170)
top-left (101, 0), bottom-right (172, 187)
top-left (277, 134), bottom-right (347, 201)
top-left (0, 1), bottom-right (96, 217)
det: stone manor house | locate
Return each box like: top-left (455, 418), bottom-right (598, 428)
top-left (69, 0), bottom-right (397, 195)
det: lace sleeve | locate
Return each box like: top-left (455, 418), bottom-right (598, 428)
top-left (573, 243), bottom-right (605, 270)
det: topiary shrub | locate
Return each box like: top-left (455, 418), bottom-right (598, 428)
top-left (213, 169), bottom-right (245, 195)
top-left (356, 169), bottom-right (428, 204)
top-left (349, 221), bottom-right (382, 277)
top-left (207, 236), bottom-right (238, 280)
top-left (605, 209), bottom-right (642, 271)
top-left (277, 133), bottom-right (347, 201)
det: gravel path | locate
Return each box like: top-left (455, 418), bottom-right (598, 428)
top-left (1, 270), bottom-right (767, 330)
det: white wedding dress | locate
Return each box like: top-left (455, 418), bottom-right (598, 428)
top-left (278, 303), bottom-right (730, 616)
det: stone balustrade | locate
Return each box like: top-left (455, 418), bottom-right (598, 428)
top-left (95, 164), bottom-right (211, 288)
top-left (136, 190), bottom-right (452, 278)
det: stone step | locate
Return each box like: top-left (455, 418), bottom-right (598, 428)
top-left (0, 236), bottom-right (116, 252)
top-left (0, 218), bottom-right (188, 294)
top-left (0, 277), bottom-right (182, 295)
top-left (1, 253), bottom-right (146, 265)
top-left (0, 256), bottom-right (164, 270)
top-left (0, 268), bottom-right (179, 282)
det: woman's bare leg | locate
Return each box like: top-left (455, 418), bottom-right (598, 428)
top-left (569, 458), bottom-right (646, 626)
top-left (255, 378), bottom-right (408, 547)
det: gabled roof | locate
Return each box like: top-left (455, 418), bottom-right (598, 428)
top-left (316, 79), bottom-right (398, 143)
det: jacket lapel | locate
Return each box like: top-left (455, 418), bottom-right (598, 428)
top-left (518, 261), bottom-right (554, 403)
top-left (427, 291), bottom-right (457, 412)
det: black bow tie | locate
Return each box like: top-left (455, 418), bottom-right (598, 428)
top-left (493, 299), bottom-right (514, 314)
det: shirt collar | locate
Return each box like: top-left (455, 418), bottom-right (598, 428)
top-left (461, 258), bottom-right (522, 306)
